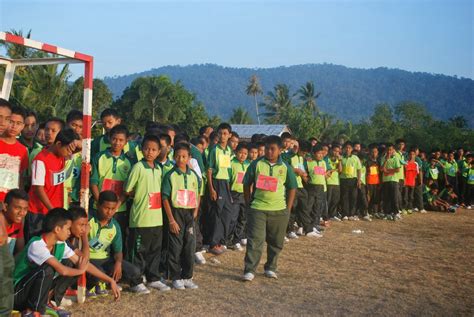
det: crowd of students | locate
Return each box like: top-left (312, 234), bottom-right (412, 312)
top-left (0, 97), bottom-right (473, 316)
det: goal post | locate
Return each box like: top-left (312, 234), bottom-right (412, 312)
top-left (0, 31), bottom-right (94, 303)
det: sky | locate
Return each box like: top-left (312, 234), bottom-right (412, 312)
top-left (1, 0), bottom-right (473, 79)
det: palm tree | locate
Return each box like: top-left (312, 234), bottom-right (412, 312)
top-left (132, 76), bottom-right (172, 122)
top-left (297, 81), bottom-right (321, 117)
top-left (263, 84), bottom-right (293, 124)
top-left (229, 106), bottom-right (254, 124)
top-left (245, 75), bottom-right (263, 125)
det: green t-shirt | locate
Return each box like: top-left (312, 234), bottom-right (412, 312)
top-left (125, 160), bottom-right (163, 228)
top-left (394, 151), bottom-right (407, 181)
top-left (444, 160), bottom-right (458, 177)
top-left (230, 158), bottom-right (250, 193)
top-left (243, 156), bottom-right (298, 211)
top-left (305, 159), bottom-right (330, 189)
top-left (91, 134), bottom-right (139, 163)
top-left (326, 158), bottom-right (340, 186)
top-left (340, 155), bottom-right (362, 179)
top-left (360, 165), bottom-right (367, 185)
top-left (19, 136), bottom-right (43, 178)
top-left (64, 152), bottom-right (82, 208)
top-left (88, 215), bottom-right (122, 260)
top-left (191, 144), bottom-right (206, 176)
top-left (468, 168), bottom-right (474, 185)
top-left (90, 149), bottom-right (133, 212)
top-left (427, 165), bottom-right (440, 180)
top-left (459, 159), bottom-right (469, 178)
top-left (381, 156), bottom-right (401, 183)
top-left (158, 158), bottom-right (175, 176)
top-left (162, 166), bottom-right (201, 209)
top-left (282, 152), bottom-right (305, 188)
top-left (207, 144), bottom-right (232, 181)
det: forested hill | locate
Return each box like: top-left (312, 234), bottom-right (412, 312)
top-left (103, 64), bottom-right (474, 124)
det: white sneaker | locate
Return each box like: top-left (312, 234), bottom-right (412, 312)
top-left (395, 213), bottom-right (402, 220)
top-left (287, 231), bottom-right (298, 239)
top-left (242, 272), bottom-right (255, 282)
top-left (420, 209), bottom-right (427, 213)
top-left (466, 206), bottom-right (472, 210)
top-left (51, 297), bottom-right (73, 309)
top-left (130, 283), bottom-right (150, 294)
top-left (297, 227), bottom-right (304, 235)
top-left (183, 279), bottom-right (199, 289)
top-left (342, 216), bottom-right (349, 221)
top-left (413, 208), bottom-right (419, 212)
top-left (353, 216), bottom-right (360, 221)
top-left (264, 270), bottom-right (278, 279)
top-left (172, 279), bottom-right (185, 290)
top-left (234, 243), bottom-right (243, 251)
top-left (195, 251), bottom-right (206, 265)
top-left (148, 280), bottom-right (171, 291)
top-left (284, 237), bottom-right (289, 243)
top-left (306, 231), bottom-right (322, 238)
top-left (362, 215), bottom-right (372, 222)
top-left (240, 238), bottom-right (247, 246)
top-left (331, 216), bottom-right (341, 221)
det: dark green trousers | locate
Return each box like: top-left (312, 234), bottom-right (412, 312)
top-left (0, 243), bottom-right (14, 317)
top-left (244, 208), bottom-right (289, 274)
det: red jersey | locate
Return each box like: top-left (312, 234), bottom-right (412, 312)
top-left (28, 149), bottom-right (65, 214)
top-left (404, 161), bottom-right (419, 187)
top-left (7, 222), bottom-right (24, 254)
top-left (0, 139), bottom-right (29, 202)
top-left (366, 160), bottom-right (380, 185)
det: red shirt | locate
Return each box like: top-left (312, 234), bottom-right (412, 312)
top-left (404, 161), bottom-right (419, 187)
top-left (28, 149), bottom-right (65, 214)
top-left (0, 139), bottom-right (29, 202)
top-left (7, 222), bottom-right (24, 254)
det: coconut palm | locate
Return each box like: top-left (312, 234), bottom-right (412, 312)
top-left (245, 75), bottom-right (263, 125)
top-left (297, 81), bottom-right (321, 117)
top-left (263, 84), bottom-right (293, 124)
top-left (229, 106), bottom-right (253, 124)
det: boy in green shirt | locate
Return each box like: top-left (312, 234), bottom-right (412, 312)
top-left (206, 123), bottom-right (233, 255)
top-left (228, 142), bottom-right (250, 250)
top-left (465, 155), bottom-right (474, 209)
top-left (444, 151), bottom-right (459, 195)
top-left (242, 135), bottom-right (297, 281)
top-left (125, 134), bottom-right (171, 292)
top-left (327, 143), bottom-right (343, 221)
top-left (381, 144), bottom-right (401, 220)
top-left (162, 143), bottom-right (201, 290)
top-left (248, 143), bottom-right (259, 162)
top-left (64, 110), bottom-right (84, 209)
top-left (157, 134), bottom-right (174, 175)
top-left (395, 139), bottom-right (407, 214)
top-left (340, 142), bottom-right (362, 221)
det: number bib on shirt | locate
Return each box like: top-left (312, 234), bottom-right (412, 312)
top-left (148, 192), bottom-right (162, 209)
top-left (52, 169), bottom-right (66, 186)
top-left (89, 236), bottom-right (104, 250)
top-left (344, 166), bottom-right (354, 175)
top-left (431, 168), bottom-right (439, 175)
top-left (236, 172), bottom-right (245, 184)
top-left (468, 174), bottom-right (474, 182)
top-left (218, 154), bottom-right (231, 168)
top-left (102, 179), bottom-right (124, 196)
top-left (256, 174), bottom-right (278, 192)
top-left (314, 166), bottom-right (325, 175)
top-left (177, 190), bottom-right (197, 208)
top-left (369, 166), bottom-right (378, 175)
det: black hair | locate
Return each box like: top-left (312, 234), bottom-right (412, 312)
top-left (209, 131), bottom-right (219, 141)
top-left (257, 141), bottom-right (265, 148)
top-left (68, 206), bottom-right (88, 221)
top-left (280, 132), bottom-right (292, 140)
top-left (66, 110), bottom-right (83, 124)
top-left (299, 140), bottom-right (311, 153)
top-left (174, 142), bottom-right (191, 155)
top-left (386, 143), bottom-right (395, 148)
top-left (312, 144), bottom-right (324, 153)
top-left (141, 134), bottom-right (161, 149)
top-left (46, 117), bottom-right (66, 130)
top-left (368, 143), bottom-right (378, 150)
top-left (42, 208), bottom-right (72, 233)
top-left (100, 108), bottom-right (120, 120)
top-left (174, 133), bottom-right (190, 145)
top-left (343, 141), bottom-right (353, 148)
top-left (331, 142), bottom-right (341, 149)
top-left (309, 137), bottom-right (319, 143)
top-left (395, 138), bottom-right (406, 144)
top-left (98, 190), bottom-right (119, 205)
top-left (10, 105), bottom-right (27, 120)
top-left (55, 128), bottom-right (80, 146)
top-left (25, 110), bottom-right (38, 121)
top-left (199, 125), bottom-right (212, 136)
top-left (236, 142), bottom-right (248, 152)
top-left (430, 183), bottom-right (439, 190)
top-left (158, 133), bottom-right (171, 146)
top-left (0, 98), bottom-right (12, 110)
top-left (191, 135), bottom-right (207, 147)
top-left (248, 142), bottom-right (258, 151)
top-left (217, 122), bottom-right (232, 133)
top-left (231, 131), bottom-right (240, 139)
top-left (4, 189), bottom-right (29, 205)
top-left (264, 135), bottom-right (282, 148)
top-left (109, 124), bottom-right (129, 139)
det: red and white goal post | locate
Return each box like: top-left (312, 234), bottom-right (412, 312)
top-left (0, 31), bottom-right (93, 303)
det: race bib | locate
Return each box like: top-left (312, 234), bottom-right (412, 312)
top-left (72, 167), bottom-right (80, 179)
top-left (344, 165), bottom-right (354, 175)
top-left (449, 167), bottom-right (455, 174)
top-left (369, 166), bottom-right (378, 175)
top-left (89, 237), bottom-right (104, 251)
top-left (148, 192), bottom-right (162, 209)
top-left (256, 174), bottom-right (278, 192)
top-left (102, 179), bottom-right (124, 196)
top-left (236, 172), bottom-right (245, 184)
top-left (177, 189), bottom-right (197, 208)
top-left (431, 168), bottom-right (439, 175)
top-left (218, 154), bottom-right (231, 168)
top-left (52, 169), bottom-right (66, 186)
top-left (0, 155), bottom-right (20, 191)
top-left (314, 166), bottom-right (326, 176)
top-left (468, 174), bottom-right (474, 182)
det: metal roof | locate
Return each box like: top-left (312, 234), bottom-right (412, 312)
top-left (231, 124), bottom-right (291, 139)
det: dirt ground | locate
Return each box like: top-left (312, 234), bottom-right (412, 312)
top-left (70, 210), bottom-right (474, 316)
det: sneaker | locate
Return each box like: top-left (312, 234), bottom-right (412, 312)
top-left (331, 216), bottom-right (341, 221)
top-left (195, 251), bottom-right (206, 264)
top-left (21, 311), bottom-right (41, 317)
top-left (46, 302), bottom-right (71, 317)
top-left (342, 216), bottom-right (349, 221)
top-left (242, 272), bottom-right (255, 282)
top-left (401, 209), bottom-right (408, 215)
top-left (86, 286), bottom-right (98, 298)
top-left (172, 279), bottom-right (185, 290)
top-left (183, 279), bottom-right (199, 289)
top-left (56, 298), bottom-right (73, 308)
top-left (394, 213), bottom-right (402, 220)
top-left (407, 209), bottom-right (413, 214)
top-left (287, 231), bottom-right (298, 239)
top-left (129, 283), bottom-right (151, 294)
top-left (306, 231), bottom-right (323, 238)
top-left (240, 238), bottom-right (247, 246)
top-left (148, 280), bottom-right (171, 291)
top-left (420, 209), bottom-right (427, 213)
top-left (384, 214), bottom-right (393, 221)
top-left (467, 205), bottom-right (472, 210)
top-left (284, 237), bottom-right (289, 243)
top-left (264, 270), bottom-right (278, 279)
top-left (96, 282), bottom-right (108, 295)
top-left (353, 216), bottom-right (360, 221)
top-left (209, 245), bottom-right (224, 255)
top-left (233, 243), bottom-right (244, 251)
top-left (297, 227), bottom-right (304, 235)
top-left (348, 216), bottom-right (355, 221)
top-left (362, 215), bottom-right (372, 222)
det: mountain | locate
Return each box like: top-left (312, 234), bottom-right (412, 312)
top-left (102, 64), bottom-right (474, 125)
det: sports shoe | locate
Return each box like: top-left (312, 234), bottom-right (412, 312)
top-left (362, 215), bottom-right (372, 222)
top-left (183, 279), bottom-right (199, 289)
top-left (394, 213), bottom-right (402, 220)
top-left (209, 245), bottom-right (224, 255)
top-left (353, 216), bottom-right (360, 221)
top-left (86, 286), bottom-right (98, 298)
top-left (195, 251), bottom-right (206, 264)
top-left (331, 216), bottom-right (341, 221)
top-left (284, 237), bottom-right (289, 243)
top-left (297, 227), bottom-right (304, 235)
top-left (233, 243), bottom-right (244, 251)
top-left (413, 208), bottom-right (419, 212)
top-left (287, 231), bottom-right (298, 239)
top-left (342, 216), bottom-right (349, 221)
top-left (130, 283), bottom-right (151, 294)
top-left (21, 311), bottom-right (41, 317)
top-left (264, 270), bottom-right (278, 279)
top-left (172, 279), bottom-right (185, 290)
top-left (240, 238), bottom-right (248, 246)
top-left (97, 282), bottom-right (108, 295)
top-left (401, 209), bottom-right (408, 215)
top-left (51, 298), bottom-right (73, 308)
top-left (46, 302), bottom-right (71, 317)
top-left (242, 272), bottom-right (255, 282)
top-left (466, 205), bottom-right (472, 210)
top-left (420, 209), bottom-right (427, 213)
top-left (148, 280), bottom-right (171, 291)
top-left (306, 231), bottom-right (322, 238)
top-left (384, 214), bottom-right (393, 221)
top-left (348, 216), bottom-right (355, 221)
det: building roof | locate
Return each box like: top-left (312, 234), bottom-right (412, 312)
top-left (231, 124), bottom-right (291, 139)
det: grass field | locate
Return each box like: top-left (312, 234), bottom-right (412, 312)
top-left (70, 210), bottom-right (474, 316)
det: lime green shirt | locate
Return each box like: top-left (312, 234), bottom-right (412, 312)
top-left (394, 151), bottom-right (406, 181)
top-left (88, 216), bottom-right (122, 260)
top-left (444, 160), bottom-right (458, 177)
top-left (91, 134), bottom-right (139, 163)
top-left (64, 152), bottom-right (82, 208)
top-left (158, 158), bottom-right (174, 176)
top-left (243, 156), bottom-right (297, 211)
top-left (340, 155), bottom-right (362, 179)
top-left (282, 152), bottom-right (305, 188)
top-left (468, 168), bottom-right (474, 185)
top-left (207, 144), bottom-right (232, 181)
top-left (230, 158), bottom-right (250, 193)
top-left (125, 160), bottom-right (163, 228)
top-left (381, 156), bottom-right (401, 183)
top-left (162, 166), bottom-right (201, 209)
top-left (305, 159), bottom-right (330, 189)
top-left (360, 165), bottom-right (367, 185)
top-left (326, 158), bottom-right (340, 186)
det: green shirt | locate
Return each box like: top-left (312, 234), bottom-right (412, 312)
top-left (191, 144), bottom-right (205, 176)
top-left (90, 149), bottom-right (133, 212)
top-left (88, 215), bottom-right (122, 260)
top-left (282, 152), bottom-right (305, 188)
top-left (162, 166), bottom-right (201, 209)
top-left (340, 155), bottom-right (362, 179)
top-left (125, 160), bottom-right (163, 228)
top-left (381, 156), bottom-right (401, 183)
top-left (230, 158), bottom-right (250, 193)
top-left (394, 151), bottom-right (406, 181)
top-left (19, 136), bottom-right (43, 177)
top-left (326, 158), bottom-right (340, 186)
top-left (444, 160), bottom-right (458, 177)
top-left (427, 166), bottom-right (440, 180)
top-left (468, 168), bottom-right (474, 185)
top-left (91, 134), bottom-right (139, 163)
top-left (64, 152), bottom-right (82, 208)
top-left (243, 156), bottom-right (297, 211)
top-left (207, 143), bottom-right (232, 181)
top-left (305, 159), bottom-right (330, 189)
top-left (360, 165), bottom-right (367, 185)
top-left (158, 158), bottom-right (175, 176)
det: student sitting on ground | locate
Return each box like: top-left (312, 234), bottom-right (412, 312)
top-left (2, 189), bottom-right (28, 255)
top-left (424, 184), bottom-right (456, 212)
